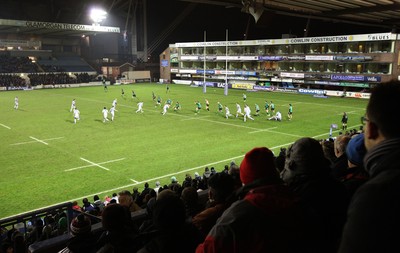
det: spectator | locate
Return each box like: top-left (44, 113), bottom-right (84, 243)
top-left (154, 181), bottom-right (161, 196)
top-left (196, 147), bottom-right (308, 253)
top-left (192, 172), bottom-right (235, 237)
top-left (58, 214), bottom-right (96, 253)
top-left (341, 133), bottom-right (369, 198)
top-left (331, 134), bottom-right (351, 179)
top-left (118, 190), bottom-right (142, 213)
top-left (339, 82), bottom-right (400, 253)
top-left (137, 190), bottom-right (202, 253)
top-left (181, 187), bottom-right (202, 219)
top-left (281, 137), bottom-right (349, 253)
top-left (96, 204), bottom-right (139, 252)
top-left (92, 195), bottom-right (105, 213)
top-left (82, 198), bottom-right (94, 213)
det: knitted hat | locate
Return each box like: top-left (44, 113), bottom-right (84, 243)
top-left (240, 147), bottom-right (279, 185)
top-left (70, 214), bottom-right (91, 236)
top-left (346, 133), bottom-right (366, 167)
top-left (171, 176), bottom-right (177, 183)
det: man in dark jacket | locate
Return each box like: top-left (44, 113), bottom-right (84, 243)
top-left (339, 82), bottom-right (400, 253)
top-left (196, 147), bottom-right (308, 253)
top-left (281, 137), bottom-right (349, 253)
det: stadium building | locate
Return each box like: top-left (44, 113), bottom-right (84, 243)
top-left (161, 32), bottom-right (399, 98)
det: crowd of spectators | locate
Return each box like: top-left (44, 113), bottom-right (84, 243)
top-left (0, 55), bottom-right (38, 73)
top-left (1, 82), bottom-right (400, 253)
top-left (0, 54), bottom-right (98, 87)
top-left (0, 75), bottom-right (26, 87)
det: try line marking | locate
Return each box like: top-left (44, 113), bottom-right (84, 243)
top-left (0, 123), bottom-right (11, 129)
top-left (10, 137), bottom-right (64, 146)
top-left (65, 157), bottom-right (126, 172)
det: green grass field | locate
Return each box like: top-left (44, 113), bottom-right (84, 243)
top-left (0, 83), bottom-right (368, 219)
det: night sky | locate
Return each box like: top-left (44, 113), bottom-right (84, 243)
top-left (144, 0), bottom-right (390, 56)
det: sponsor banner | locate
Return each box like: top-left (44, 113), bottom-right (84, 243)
top-left (235, 71), bottom-right (257, 76)
top-left (325, 90), bottom-right (370, 99)
top-left (365, 76), bottom-right (381, 82)
top-left (281, 72), bottom-right (304, 78)
top-left (180, 69), bottom-right (197, 74)
top-left (276, 88), bottom-right (297, 93)
top-left (3, 19), bottom-right (121, 33)
top-left (253, 85), bottom-right (273, 91)
top-left (287, 56), bottom-right (305, 60)
top-left (258, 56), bottom-right (285, 61)
top-left (331, 75), bottom-right (364, 81)
top-left (217, 83), bottom-right (231, 88)
top-left (305, 55), bottom-right (334, 61)
top-left (216, 56), bottom-right (259, 61)
top-left (214, 70), bottom-right (235, 75)
top-left (196, 69), bottom-right (215, 75)
top-left (172, 33), bottom-right (394, 48)
top-left (0, 87), bottom-right (6, 91)
top-left (298, 88), bottom-right (326, 95)
top-left (334, 56), bottom-right (373, 61)
top-left (198, 56), bottom-right (217, 61)
top-left (172, 79), bottom-right (192, 85)
top-left (161, 60), bottom-right (169, 67)
top-left (180, 56), bottom-right (199, 60)
top-left (232, 83), bottom-right (254, 90)
top-left (293, 79), bottom-right (305, 84)
top-left (313, 95), bottom-right (328, 99)
top-left (314, 81), bottom-right (340, 86)
top-left (171, 68), bottom-right (179, 73)
top-left (271, 77), bottom-right (281, 82)
top-left (339, 82), bottom-right (370, 88)
top-left (281, 78), bottom-right (293, 82)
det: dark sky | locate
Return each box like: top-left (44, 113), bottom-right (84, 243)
top-left (144, 0), bottom-right (389, 55)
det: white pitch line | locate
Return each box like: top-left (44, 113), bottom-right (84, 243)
top-left (0, 123), bottom-right (11, 129)
top-left (29, 136), bottom-right (48, 145)
top-left (10, 137), bottom-right (64, 146)
top-left (181, 115), bottom-right (211, 121)
top-left (130, 179), bottom-right (139, 183)
top-left (248, 127), bottom-right (277, 134)
top-left (65, 158), bottom-right (126, 172)
top-left (80, 157), bottom-right (110, 171)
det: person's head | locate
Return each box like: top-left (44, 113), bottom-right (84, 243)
top-left (282, 137), bottom-right (330, 185)
top-left (208, 172), bottom-right (235, 202)
top-left (118, 190), bottom-right (133, 208)
top-left (153, 190), bottom-right (185, 230)
top-left (70, 214), bottom-right (91, 236)
top-left (334, 134), bottom-right (351, 157)
top-left (101, 204), bottom-right (131, 233)
top-left (240, 147), bottom-right (279, 186)
top-left (346, 133), bottom-right (367, 168)
top-left (144, 182), bottom-right (149, 188)
top-left (364, 81), bottom-right (400, 150)
top-left (93, 195), bottom-right (100, 201)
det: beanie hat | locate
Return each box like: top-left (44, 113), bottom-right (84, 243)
top-left (70, 214), bottom-right (91, 236)
top-left (346, 133), bottom-right (366, 167)
top-left (240, 147), bottom-right (279, 185)
top-left (171, 176), bottom-right (177, 183)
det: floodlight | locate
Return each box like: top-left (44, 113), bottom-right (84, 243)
top-left (90, 8), bottom-right (107, 24)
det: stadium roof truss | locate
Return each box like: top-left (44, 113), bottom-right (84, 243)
top-left (179, 0), bottom-right (400, 29)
